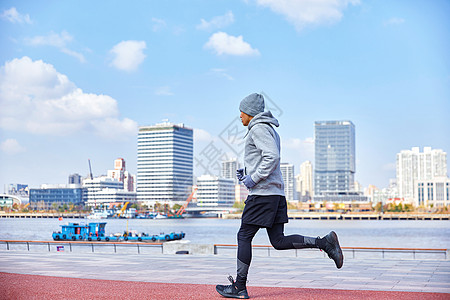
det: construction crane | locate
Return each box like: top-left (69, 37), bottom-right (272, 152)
top-left (175, 188), bottom-right (197, 217)
top-left (117, 201), bottom-right (130, 218)
top-left (88, 159), bottom-right (93, 180)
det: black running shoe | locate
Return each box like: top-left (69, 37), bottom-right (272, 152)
top-left (322, 231), bottom-right (344, 269)
top-left (216, 276), bottom-right (249, 299)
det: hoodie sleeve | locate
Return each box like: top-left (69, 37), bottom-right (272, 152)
top-left (250, 124), bottom-right (280, 184)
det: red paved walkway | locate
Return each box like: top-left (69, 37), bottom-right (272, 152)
top-left (1, 272), bottom-right (448, 300)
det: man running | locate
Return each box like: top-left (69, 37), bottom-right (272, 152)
top-left (216, 93), bottom-right (344, 299)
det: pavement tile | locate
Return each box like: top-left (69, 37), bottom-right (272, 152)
top-left (1, 250), bottom-right (449, 295)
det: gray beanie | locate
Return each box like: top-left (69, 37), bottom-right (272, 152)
top-left (239, 93), bottom-right (265, 117)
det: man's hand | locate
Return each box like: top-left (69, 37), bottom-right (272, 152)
top-left (236, 169), bottom-right (244, 181)
top-left (242, 175), bottom-right (256, 189)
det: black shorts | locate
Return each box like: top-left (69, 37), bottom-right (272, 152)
top-left (241, 195), bottom-right (288, 228)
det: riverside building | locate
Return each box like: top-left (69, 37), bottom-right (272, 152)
top-left (196, 175), bottom-right (235, 207)
top-left (29, 184), bottom-right (85, 210)
top-left (415, 177), bottom-right (450, 208)
top-left (137, 121), bottom-right (193, 207)
top-left (280, 163), bottom-right (295, 201)
top-left (397, 147), bottom-right (447, 204)
top-left (313, 120), bottom-right (368, 203)
top-left (221, 158), bottom-right (240, 184)
top-left (297, 160), bottom-right (313, 201)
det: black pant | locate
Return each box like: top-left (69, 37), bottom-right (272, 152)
top-left (237, 222), bottom-right (317, 279)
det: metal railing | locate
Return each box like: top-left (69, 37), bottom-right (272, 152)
top-left (0, 240), bottom-right (447, 260)
top-left (213, 244), bottom-right (449, 260)
top-left (0, 240), bottom-right (163, 254)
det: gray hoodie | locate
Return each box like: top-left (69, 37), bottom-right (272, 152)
top-left (244, 111), bottom-right (285, 196)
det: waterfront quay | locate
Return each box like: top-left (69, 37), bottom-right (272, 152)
top-left (0, 246), bottom-right (449, 299)
top-left (226, 212), bottom-right (450, 221)
top-left (0, 212), bottom-right (88, 219)
top-left (1, 211), bottom-right (450, 220)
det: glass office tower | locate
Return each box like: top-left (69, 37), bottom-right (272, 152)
top-left (314, 120), bottom-right (355, 196)
top-left (137, 121), bottom-right (193, 206)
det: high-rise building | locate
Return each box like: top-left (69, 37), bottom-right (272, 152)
top-left (196, 175), bottom-right (235, 207)
top-left (397, 147), bottom-right (447, 203)
top-left (297, 161), bottom-right (313, 200)
top-left (68, 174), bottom-right (82, 185)
top-left (314, 120), bottom-right (355, 195)
top-left (6, 183), bottom-right (29, 196)
top-left (280, 163), bottom-right (295, 201)
top-left (314, 120), bottom-right (367, 202)
top-left (29, 184), bottom-right (85, 210)
top-left (107, 158), bottom-right (135, 192)
top-left (221, 158), bottom-right (240, 183)
top-left (416, 177), bottom-right (450, 207)
top-left (137, 121), bottom-right (193, 207)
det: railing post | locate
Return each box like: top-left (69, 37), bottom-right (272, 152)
top-left (70, 243), bottom-right (72, 252)
top-left (114, 244), bottom-right (116, 253)
top-left (27, 242), bottom-right (29, 251)
top-left (6, 241), bottom-right (9, 250)
top-left (382, 249), bottom-right (384, 259)
top-left (353, 249), bottom-right (355, 259)
top-left (413, 250), bottom-right (415, 259)
top-left (137, 243), bottom-right (140, 254)
top-left (48, 242), bottom-right (50, 252)
top-left (91, 243), bottom-right (94, 253)
top-left (268, 247), bottom-right (270, 257)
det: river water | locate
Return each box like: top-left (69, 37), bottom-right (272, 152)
top-left (1, 218), bottom-right (449, 249)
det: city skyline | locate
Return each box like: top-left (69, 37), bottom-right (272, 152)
top-left (1, 1), bottom-right (449, 190)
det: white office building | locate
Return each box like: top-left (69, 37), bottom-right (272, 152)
top-left (221, 158), bottom-right (240, 184)
top-left (137, 121), bottom-right (193, 207)
top-left (297, 161), bottom-right (313, 200)
top-left (397, 147), bottom-right (447, 203)
top-left (196, 175), bottom-right (235, 207)
top-left (82, 176), bottom-right (136, 207)
top-left (107, 158), bottom-right (135, 192)
top-left (415, 177), bottom-right (450, 208)
top-left (84, 188), bottom-right (137, 208)
top-left (280, 163), bottom-right (295, 201)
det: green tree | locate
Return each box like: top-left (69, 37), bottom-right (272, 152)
top-left (233, 201), bottom-right (245, 211)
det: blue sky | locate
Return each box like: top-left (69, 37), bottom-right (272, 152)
top-left (0, 0), bottom-right (449, 191)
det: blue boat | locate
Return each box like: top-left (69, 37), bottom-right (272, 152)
top-left (122, 231), bottom-right (185, 242)
top-left (52, 222), bottom-right (185, 242)
top-left (52, 222), bottom-right (108, 241)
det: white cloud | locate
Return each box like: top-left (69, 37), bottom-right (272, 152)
top-left (1, 7), bottom-right (32, 24)
top-left (281, 137), bottom-right (314, 167)
top-left (26, 31), bottom-right (72, 48)
top-left (204, 32), bottom-right (260, 56)
top-left (211, 68), bottom-right (234, 80)
top-left (90, 118), bottom-right (138, 140)
top-left (194, 128), bottom-right (215, 142)
top-left (283, 137), bottom-right (314, 150)
top-left (0, 139), bottom-right (26, 155)
top-left (384, 17), bottom-right (405, 26)
top-left (254, 0), bottom-right (360, 31)
top-left (0, 56), bottom-right (137, 139)
top-left (197, 11), bottom-right (234, 31)
top-left (110, 40), bottom-right (147, 72)
top-left (25, 31), bottom-right (86, 63)
top-left (152, 18), bottom-right (166, 32)
top-left (155, 86), bottom-right (174, 96)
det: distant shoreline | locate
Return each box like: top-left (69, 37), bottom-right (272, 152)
top-left (1, 211), bottom-right (449, 220)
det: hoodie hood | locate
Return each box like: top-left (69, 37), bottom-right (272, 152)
top-left (248, 111), bottom-right (279, 131)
